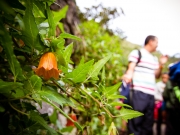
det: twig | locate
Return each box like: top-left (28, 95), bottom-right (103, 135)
top-left (9, 102), bottom-right (29, 116)
top-left (79, 88), bottom-right (114, 118)
top-left (66, 91), bottom-right (90, 108)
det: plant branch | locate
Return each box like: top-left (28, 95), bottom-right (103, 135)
top-left (79, 88), bottom-right (114, 118)
top-left (52, 80), bottom-right (90, 108)
top-left (9, 102), bottom-right (29, 116)
top-left (52, 80), bottom-right (115, 118)
top-left (66, 91), bottom-right (90, 108)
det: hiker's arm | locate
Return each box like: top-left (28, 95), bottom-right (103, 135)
top-left (155, 55), bottom-right (168, 79)
top-left (122, 62), bottom-right (136, 83)
top-left (155, 65), bottom-right (163, 79)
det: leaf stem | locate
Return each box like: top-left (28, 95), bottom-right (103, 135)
top-left (9, 102), bottom-right (29, 116)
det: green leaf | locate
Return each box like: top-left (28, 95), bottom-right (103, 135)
top-left (49, 110), bottom-right (57, 124)
top-left (108, 122), bottom-right (117, 135)
top-left (27, 122), bottom-right (43, 134)
top-left (56, 42), bottom-right (73, 69)
top-left (33, 0), bottom-right (46, 17)
top-left (28, 75), bottom-right (42, 105)
top-left (79, 57), bottom-right (85, 65)
top-left (104, 82), bottom-right (121, 96)
top-left (25, 75), bottom-right (42, 92)
top-left (58, 22), bottom-right (65, 33)
top-left (0, 20), bottom-right (24, 81)
top-left (30, 75), bottom-right (42, 91)
top-left (41, 96), bottom-right (83, 131)
top-left (0, 80), bottom-right (23, 93)
top-left (64, 43), bottom-right (73, 65)
top-left (0, 106), bottom-right (5, 112)
top-left (38, 87), bottom-right (73, 106)
top-left (110, 102), bottom-right (132, 109)
top-left (92, 91), bottom-right (101, 100)
top-left (101, 67), bottom-right (105, 82)
top-left (22, 0), bottom-right (44, 51)
top-left (87, 55), bottom-right (111, 80)
top-left (30, 111), bottom-right (58, 135)
top-left (67, 59), bottom-right (94, 83)
top-left (107, 95), bottom-right (127, 100)
top-left (11, 88), bottom-right (25, 98)
top-left (0, 80), bottom-right (25, 98)
top-left (35, 17), bottom-right (46, 25)
top-left (60, 33), bottom-right (81, 41)
top-left (119, 107), bottom-right (144, 121)
top-left (53, 5), bottom-right (68, 24)
top-left (57, 38), bottom-right (65, 49)
top-left (56, 50), bottom-right (66, 67)
top-left (51, 37), bottom-right (65, 50)
top-left (61, 126), bottom-right (74, 133)
top-left (32, 93), bottom-right (42, 107)
top-left (33, 3), bottom-right (46, 18)
top-left (46, 3), bottom-right (56, 37)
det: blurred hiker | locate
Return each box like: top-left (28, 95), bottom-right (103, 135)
top-left (154, 73), bottom-right (169, 135)
top-left (123, 35), bottom-right (168, 135)
top-left (163, 62), bottom-right (180, 135)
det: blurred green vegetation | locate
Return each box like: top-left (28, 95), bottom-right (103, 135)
top-left (0, 0), bottom-right (144, 134)
top-left (73, 20), bottom-right (125, 85)
top-left (76, 4), bottom-right (179, 83)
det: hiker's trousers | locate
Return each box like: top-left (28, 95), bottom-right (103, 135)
top-left (128, 90), bottom-right (154, 135)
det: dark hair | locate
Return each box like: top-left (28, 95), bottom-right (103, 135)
top-left (144, 35), bottom-right (157, 45)
top-left (162, 72), bottom-right (168, 75)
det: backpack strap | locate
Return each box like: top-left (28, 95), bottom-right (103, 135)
top-left (129, 49), bottom-right (141, 105)
top-left (136, 49), bottom-right (142, 65)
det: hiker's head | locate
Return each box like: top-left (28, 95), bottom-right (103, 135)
top-left (162, 73), bottom-right (169, 83)
top-left (144, 35), bottom-right (158, 52)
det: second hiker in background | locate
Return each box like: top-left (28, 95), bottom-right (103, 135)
top-left (154, 73), bottom-right (169, 135)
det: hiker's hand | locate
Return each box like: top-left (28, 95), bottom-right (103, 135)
top-left (159, 55), bottom-right (168, 65)
top-left (122, 74), bottom-right (132, 84)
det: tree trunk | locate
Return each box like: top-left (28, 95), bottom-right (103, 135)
top-left (50, 0), bottom-right (79, 36)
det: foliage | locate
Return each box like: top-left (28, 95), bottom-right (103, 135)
top-left (73, 20), bottom-right (126, 85)
top-left (0, 0), bottom-right (143, 135)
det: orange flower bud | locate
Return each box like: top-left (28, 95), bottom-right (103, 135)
top-left (35, 52), bottom-right (61, 80)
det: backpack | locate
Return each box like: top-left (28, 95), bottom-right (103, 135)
top-left (120, 50), bottom-right (142, 104)
top-left (163, 61), bottom-right (180, 110)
